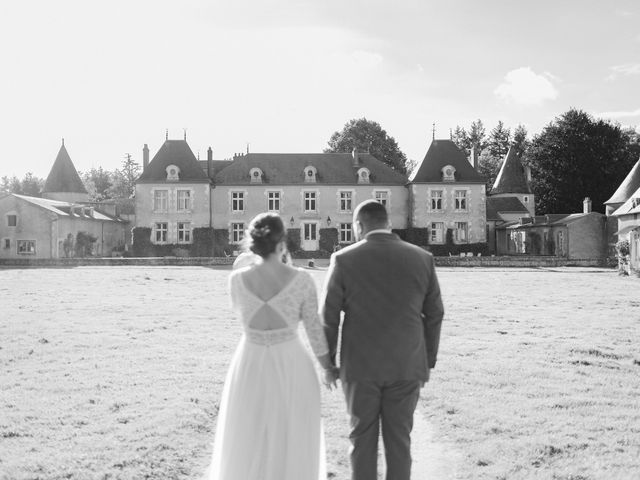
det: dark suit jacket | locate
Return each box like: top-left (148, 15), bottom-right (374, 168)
top-left (321, 232), bottom-right (444, 383)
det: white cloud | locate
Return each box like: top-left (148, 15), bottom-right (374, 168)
top-left (606, 63), bottom-right (640, 81)
top-left (595, 108), bottom-right (640, 119)
top-left (494, 67), bottom-right (558, 106)
top-left (351, 50), bottom-right (383, 69)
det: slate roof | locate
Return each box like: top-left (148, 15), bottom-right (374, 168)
top-left (486, 196), bottom-right (529, 221)
top-left (501, 213), bottom-right (602, 229)
top-left (137, 140), bottom-right (210, 183)
top-left (213, 153), bottom-right (408, 185)
top-left (410, 139), bottom-right (485, 184)
top-left (198, 160), bottom-right (234, 179)
top-left (605, 158), bottom-right (640, 205)
top-left (12, 194), bottom-right (121, 222)
top-left (43, 144), bottom-right (87, 194)
top-left (611, 184), bottom-right (640, 217)
top-left (491, 147), bottom-right (532, 194)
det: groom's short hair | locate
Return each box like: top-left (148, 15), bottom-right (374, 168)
top-left (355, 200), bottom-right (388, 229)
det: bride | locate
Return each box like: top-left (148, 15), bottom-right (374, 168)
top-left (206, 212), bottom-right (338, 480)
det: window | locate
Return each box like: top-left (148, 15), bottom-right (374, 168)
top-left (304, 191), bottom-right (317, 212)
top-left (7, 214), bottom-right (17, 227)
top-left (442, 165), bottom-right (456, 181)
top-left (339, 191), bottom-right (352, 212)
top-left (430, 191), bottom-right (443, 211)
top-left (339, 223), bottom-right (353, 243)
top-left (154, 223), bottom-right (168, 243)
top-left (374, 191), bottom-right (388, 207)
top-left (454, 190), bottom-right (467, 211)
top-left (431, 222), bottom-right (444, 243)
top-left (250, 168), bottom-right (263, 183)
top-left (231, 223), bottom-right (244, 244)
top-left (177, 222), bottom-right (191, 243)
top-left (153, 190), bottom-right (168, 212)
top-left (3, 239), bottom-right (10, 249)
top-left (267, 191), bottom-right (281, 212)
top-left (231, 192), bottom-right (245, 212)
top-left (304, 166), bottom-right (317, 183)
top-left (357, 168), bottom-right (370, 184)
top-left (166, 164), bottom-right (180, 181)
top-left (17, 240), bottom-right (36, 255)
top-left (523, 196), bottom-right (529, 203)
top-left (455, 222), bottom-right (468, 243)
top-left (177, 190), bottom-right (191, 211)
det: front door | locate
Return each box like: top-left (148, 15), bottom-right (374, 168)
top-left (302, 222), bottom-right (318, 251)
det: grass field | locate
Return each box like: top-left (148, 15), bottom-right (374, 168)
top-left (1, 266), bottom-right (639, 480)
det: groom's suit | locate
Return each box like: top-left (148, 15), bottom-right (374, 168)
top-left (321, 231), bottom-right (444, 480)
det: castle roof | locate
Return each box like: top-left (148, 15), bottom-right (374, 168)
top-left (42, 143), bottom-right (87, 194)
top-left (491, 147), bottom-right (532, 194)
top-left (137, 140), bottom-right (210, 183)
top-left (410, 139), bottom-right (485, 184)
top-left (605, 157), bottom-right (640, 206)
top-left (486, 196), bottom-right (529, 221)
top-left (11, 194), bottom-right (122, 222)
top-left (198, 160), bottom-right (234, 179)
top-left (611, 184), bottom-right (640, 217)
top-left (213, 152), bottom-right (407, 185)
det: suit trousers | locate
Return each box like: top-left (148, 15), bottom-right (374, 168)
top-left (342, 379), bottom-right (422, 480)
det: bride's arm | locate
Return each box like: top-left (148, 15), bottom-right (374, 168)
top-left (299, 273), bottom-right (331, 361)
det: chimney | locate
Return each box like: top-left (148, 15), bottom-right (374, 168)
top-left (583, 197), bottom-right (592, 214)
top-left (352, 147), bottom-right (359, 166)
top-left (470, 146), bottom-right (478, 170)
top-left (143, 144), bottom-right (149, 171)
top-left (207, 147), bottom-right (213, 178)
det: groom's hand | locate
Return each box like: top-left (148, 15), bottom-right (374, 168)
top-left (323, 367), bottom-right (339, 390)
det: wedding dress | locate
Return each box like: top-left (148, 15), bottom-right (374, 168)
top-left (207, 267), bottom-right (328, 480)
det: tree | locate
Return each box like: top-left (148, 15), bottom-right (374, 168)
top-left (486, 121), bottom-right (511, 159)
top-left (451, 119), bottom-right (487, 157)
top-left (109, 154), bottom-right (141, 198)
top-left (80, 167), bottom-right (113, 201)
top-left (477, 150), bottom-right (502, 191)
top-left (512, 124), bottom-right (530, 158)
top-left (526, 108), bottom-right (639, 214)
top-left (0, 173), bottom-right (44, 196)
top-left (325, 118), bottom-right (409, 173)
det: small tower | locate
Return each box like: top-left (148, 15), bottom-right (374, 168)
top-left (491, 146), bottom-right (535, 216)
top-left (42, 140), bottom-right (89, 203)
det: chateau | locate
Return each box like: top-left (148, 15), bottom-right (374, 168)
top-left (132, 137), bottom-right (535, 256)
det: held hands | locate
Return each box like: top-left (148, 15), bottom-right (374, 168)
top-left (323, 366), bottom-right (339, 390)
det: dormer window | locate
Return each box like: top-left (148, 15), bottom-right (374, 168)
top-left (357, 167), bottom-right (370, 184)
top-left (304, 166), bottom-right (317, 183)
top-left (250, 168), bottom-right (263, 184)
top-left (166, 164), bottom-right (180, 181)
top-left (442, 165), bottom-right (456, 182)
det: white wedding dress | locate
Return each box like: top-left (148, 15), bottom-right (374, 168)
top-left (207, 267), bottom-right (328, 480)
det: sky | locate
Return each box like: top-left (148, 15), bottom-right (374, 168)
top-left (1, 0), bottom-right (639, 179)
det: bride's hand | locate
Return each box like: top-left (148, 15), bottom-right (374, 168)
top-left (323, 367), bottom-right (339, 390)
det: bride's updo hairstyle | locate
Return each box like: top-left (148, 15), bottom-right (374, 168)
top-left (246, 212), bottom-right (286, 258)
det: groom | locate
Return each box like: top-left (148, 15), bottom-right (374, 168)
top-left (321, 199), bottom-right (444, 480)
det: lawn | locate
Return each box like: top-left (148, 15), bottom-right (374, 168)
top-left (1, 266), bottom-right (639, 480)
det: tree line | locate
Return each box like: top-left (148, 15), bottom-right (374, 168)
top-left (326, 109), bottom-right (640, 215)
top-left (3, 110), bottom-right (639, 216)
top-left (0, 155), bottom-right (141, 201)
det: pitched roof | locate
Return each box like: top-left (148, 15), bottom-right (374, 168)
top-left (605, 157), bottom-right (640, 205)
top-left (491, 147), bottom-right (532, 194)
top-left (410, 139), bottom-right (485, 184)
top-left (12, 194), bottom-right (121, 222)
top-left (611, 184), bottom-right (640, 217)
top-left (43, 143), bottom-right (87, 194)
top-left (486, 196), bottom-right (529, 220)
top-left (137, 140), bottom-right (210, 183)
top-left (213, 152), bottom-right (408, 185)
top-left (198, 160), bottom-right (234, 179)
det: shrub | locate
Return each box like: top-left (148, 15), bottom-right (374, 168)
top-left (132, 227), bottom-right (153, 256)
top-left (286, 228), bottom-right (301, 254)
top-left (212, 229), bottom-right (230, 257)
top-left (319, 228), bottom-right (339, 253)
top-left (75, 231), bottom-right (97, 257)
top-left (192, 228), bottom-right (215, 257)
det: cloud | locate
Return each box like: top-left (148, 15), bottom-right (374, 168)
top-left (606, 63), bottom-right (640, 81)
top-left (595, 108), bottom-right (640, 119)
top-left (351, 50), bottom-right (384, 69)
top-left (494, 67), bottom-right (559, 106)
